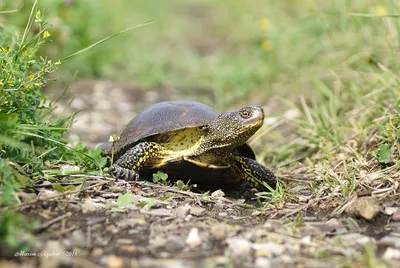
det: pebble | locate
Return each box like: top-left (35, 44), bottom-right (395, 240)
top-left (60, 164), bottom-right (80, 171)
top-left (392, 210), bottom-right (400, 221)
top-left (382, 207), bottom-right (399, 216)
top-left (147, 208), bottom-right (173, 216)
top-left (252, 242), bottom-right (285, 257)
top-left (210, 224), bottom-right (228, 239)
top-left (185, 228), bottom-right (202, 248)
top-left (345, 196), bottom-right (380, 220)
top-left (226, 238), bottom-right (252, 258)
top-left (116, 238), bottom-right (134, 245)
top-left (105, 255), bottom-right (125, 268)
top-left (189, 206), bottom-right (206, 216)
top-left (174, 204), bottom-right (191, 218)
top-left (165, 236), bottom-right (186, 252)
top-left (82, 199), bottom-right (105, 213)
top-left (91, 247), bottom-right (104, 257)
top-left (211, 189), bottom-right (225, 198)
top-left (254, 257), bottom-right (272, 268)
top-left (119, 245), bottom-right (136, 253)
top-left (218, 212), bottom-right (228, 217)
top-left (68, 229), bottom-right (87, 247)
top-left (38, 189), bottom-right (59, 199)
top-left (383, 247), bottom-right (400, 260)
top-left (380, 236), bottom-right (400, 248)
top-left (338, 233), bottom-right (373, 246)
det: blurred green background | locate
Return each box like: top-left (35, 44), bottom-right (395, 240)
top-left (3, 0), bottom-right (398, 109)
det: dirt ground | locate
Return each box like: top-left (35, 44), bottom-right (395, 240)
top-left (2, 81), bottom-right (400, 268)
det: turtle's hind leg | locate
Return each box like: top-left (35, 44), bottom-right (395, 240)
top-left (232, 156), bottom-right (277, 190)
top-left (109, 142), bottom-right (165, 181)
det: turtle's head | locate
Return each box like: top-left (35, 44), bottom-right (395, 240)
top-left (204, 106), bottom-right (264, 149)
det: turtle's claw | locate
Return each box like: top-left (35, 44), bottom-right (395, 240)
top-left (109, 165), bottom-right (139, 181)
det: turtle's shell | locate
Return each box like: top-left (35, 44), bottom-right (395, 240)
top-left (105, 100), bottom-right (256, 160)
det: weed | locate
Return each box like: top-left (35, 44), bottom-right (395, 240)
top-left (174, 180), bottom-right (195, 191)
top-left (152, 171), bottom-right (170, 185)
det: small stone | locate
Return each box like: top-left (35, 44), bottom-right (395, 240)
top-left (165, 236), bottom-right (186, 253)
top-left (218, 212), bottom-right (228, 217)
top-left (119, 245), bottom-right (136, 253)
top-left (147, 208), bottom-right (172, 216)
top-left (105, 255), bottom-right (125, 268)
top-left (189, 206), bottom-right (206, 216)
top-left (174, 204), bottom-right (191, 218)
top-left (91, 248), bottom-right (104, 257)
top-left (60, 164), bottom-right (80, 171)
top-left (338, 233), bottom-right (373, 246)
top-left (38, 189), bottom-right (58, 199)
top-left (392, 211), bottom-right (400, 222)
top-left (226, 238), bottom-right (252, 258)
top-left (211, 189), bottom-right (225, 198)
top-left (326, 218), bottom-right (342, 226)
top-left (382, 207), bottom-right (399, 215)
top-left (252, 210), bottom-right (261, 216)
top-left (252, 242), bottom-right (285, 257)
top-left (210, 224), bottom-right (228, 240)
top-left (380, 236), bottom-right (400, 248)
top-left (346, 196), bottom-right (380, 220)
top-left (254, 257), bottom-right (272, 268)
top-left (289, 185), bottom-right (304, 193)
top-left (301, 236), bottom-right (311, 245)
top-left (116, 238), bottom-right (134, 245)
top-left (82, 199), bottom-right (105, 213)
top-left (318, 218), bottom-right (345, 233)
top-left (185, 228), bottom-right (202, 248)
top-left (382, 247), bottom-right (400, 260)
top-left (69, 229), bottom-right (87, 247)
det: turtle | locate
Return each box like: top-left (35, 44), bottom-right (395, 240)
top-left (103, 100), bottom-right (276, 190)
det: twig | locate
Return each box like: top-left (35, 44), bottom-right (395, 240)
top-left (37, 212), bottom-right (72, 230)
top-left (1, 181), bottom-right (109, 212)
top-left (280, 198), bottom-right (320, 219)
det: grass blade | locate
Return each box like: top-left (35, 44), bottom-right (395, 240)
top-left (61, 21), bottom-right (155, 62)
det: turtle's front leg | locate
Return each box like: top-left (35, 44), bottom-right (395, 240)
top-left (232, 156), bottom-right (277, 190)
top-left (109, 142), bottom-right (165, 181)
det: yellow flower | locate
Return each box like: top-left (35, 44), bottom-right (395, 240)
top-left (259, 18), bottom-right (271, 31)
top-left (373, 6), bottom-right (388, 16)
top-left (43, 31), bottom-right (51, 39)
top-left (29, 74), bottom-right (35, 80)
top-left (261, 40), bottom-right (273, 52)
top-left (55, 60), bottom-right (62, 65)
top-left (23, 51), bottom-right (29, 57)
top-left (8, 81), bottom-right (14, 87)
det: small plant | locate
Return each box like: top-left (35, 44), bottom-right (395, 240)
top-left (174, 180), bottom-right (195, 191)
top-left (371, 144), bottom-right (395, 165)
top-left (152, 171), bottom-right (170, 185)
top-left (256, 179), bottom-right (287, 206)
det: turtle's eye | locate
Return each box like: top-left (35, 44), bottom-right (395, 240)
top-left (239, 109), bottom-right (252, 119)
